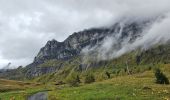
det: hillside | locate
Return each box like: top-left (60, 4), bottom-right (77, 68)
top-left (0, 18), bottom-right (169, 80)
top-left (1, 20), bottom-right (152, 78)
top-left (1, 0), bottom-right (170, 100)
top-left (0, 18), bottom-right (170, 100)
top-left (0, 64), bottom-right (170, 100)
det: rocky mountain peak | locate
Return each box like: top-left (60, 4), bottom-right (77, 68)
top-left (22, 20), bottom-right (154, 78)
top-left (32, 20), bottom-right (151, 66)
top-left (46, 39), bottom-right (60, 45)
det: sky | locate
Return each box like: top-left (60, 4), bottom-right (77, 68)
top-left (0, 0), bottom-right (170, 68)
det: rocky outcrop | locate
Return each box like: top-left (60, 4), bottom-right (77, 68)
top-left (25, 20), bottom-right (151, 77)
top-left (34, 21), bottom-right (148, 64)
top-left (33, 28), bottom-right (112, 64)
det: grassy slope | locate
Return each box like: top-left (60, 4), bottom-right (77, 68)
top-left (0, 64), bottom-right (169, 100)
top-left (32, 44), bottom-right (170, 83)
top-left (48, 64), bottom-right (170, 100)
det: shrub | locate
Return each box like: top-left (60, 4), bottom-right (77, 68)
top-left (105, 71), bottom-right (111, 79)
top-left (155, 68), bottom-right (169, 84)
top-left (84, 73), bottom-right (95, 84)
top-left (119, 69), bottom-right (127, 75)
top-left (66, 73), bottom-right (80, 86)
top-left (96, 72), bottom-right (109, 81)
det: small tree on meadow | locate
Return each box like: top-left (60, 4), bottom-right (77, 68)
top-left (155, 68), bottom-right (169, 84)
top-left (66, 73), bottom-right (80, 87)
top-left (105, 71), bottom-right (111, 79)
top-left (84, 73), bottom-right (95, 84)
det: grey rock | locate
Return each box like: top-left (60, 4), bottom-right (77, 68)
top-left (25, 20), bottom-right (151, 78)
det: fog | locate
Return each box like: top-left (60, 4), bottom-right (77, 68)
top-left (81, 13), bottom-right (170, 62)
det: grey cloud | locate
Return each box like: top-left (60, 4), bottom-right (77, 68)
top-left (81, 13), bottom-right (170, 62)
top-left (0, 0), bottom-right (170, 68)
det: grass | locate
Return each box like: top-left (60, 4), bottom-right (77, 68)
top-left (48, 65), bottom-right (170, 100)
top-left (0, 64), bottom-right (170, 100)
top-left (0, 79), bottom-right (46, 100)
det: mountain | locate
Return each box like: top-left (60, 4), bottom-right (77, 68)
top-left (1, 19), bottom-right (169, 81)
top-left (33, 21), bottom-right (150, 64)
top-left (24, 20), bottom-right (150, 77)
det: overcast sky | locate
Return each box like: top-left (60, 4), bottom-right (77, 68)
top-left (0, 0), bottom-right (170, 68)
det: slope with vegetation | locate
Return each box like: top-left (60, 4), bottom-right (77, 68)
top-left (0, 63), bottom-right (169, 100)
top-left (0, 19), bottom-right (170, 99)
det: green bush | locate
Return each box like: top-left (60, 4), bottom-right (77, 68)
top-left (96, 72), bottom-right (109, 81)
top-left (105, 71), bottom-right (111, 79)
top-left (66, 73), bottom-right (80, 86)
top-left (155, 68), bottom-right (169, 84)
top-left (84, 73), bottom-right (95, 84)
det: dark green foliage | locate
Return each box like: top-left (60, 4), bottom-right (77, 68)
top-left (155, 68), bottom-right (169, 84)
top-left (105, 71), bottom-right (111, 79)
top-left (84, 73), bottom-right (95, 84)
top-left (66, 73), bottom-right (80, 86)
top-left (136, 55), bottom-right (141, 65)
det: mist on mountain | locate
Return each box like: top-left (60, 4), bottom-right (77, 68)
top-left (81, 13), bottom-right (170, 62)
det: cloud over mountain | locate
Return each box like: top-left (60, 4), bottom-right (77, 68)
top-left (0, 0), bottom-right (170, 68)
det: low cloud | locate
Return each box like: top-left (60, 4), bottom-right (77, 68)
top-left (81, 13), bottom-right (170, 62)
top-left (0, 0), bottom-right (170, 68)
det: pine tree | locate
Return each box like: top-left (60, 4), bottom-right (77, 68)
top-left (155, 68), bottom-right (169, 84)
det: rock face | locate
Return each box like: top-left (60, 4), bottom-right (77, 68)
top-left (26, 21), bottom-right (150, 78)
top-left (34, 22), bottom-right (148, 64)
top-left (34, 28), bottom-right (112, 64)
